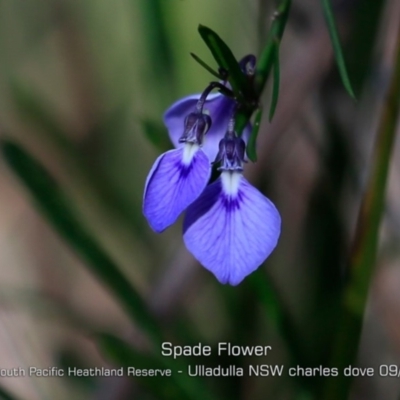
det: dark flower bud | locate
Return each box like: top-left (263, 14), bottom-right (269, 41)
top-left (239, 54), bottom-right (256, 76)
top-left (215, 134), bottom-right (246, 172)
top-left (179, 112), bottom-right (212, 145)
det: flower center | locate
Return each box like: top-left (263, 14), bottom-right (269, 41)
top-left (215, 133), bottom-right (246, 172)
top-left (179, 112), bottom-right (212, 145)
top-left (182, 143), bottom-right (200, 165)
top-left (221, 171), bottom-right (241, 196)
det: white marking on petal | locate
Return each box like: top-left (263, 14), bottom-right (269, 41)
top-left (182, 143), bottom-right (200, 165)
top-left (221, 171), bottom-right (242, 196)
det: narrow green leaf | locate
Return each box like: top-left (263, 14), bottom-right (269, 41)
top-left (190, 52), bottom-right (222, 79)
top-left (198, 25), bottom-right (247, 98)
top-left (321, 32), bottom-right (400, 400)
top-left (245, 107), bottom-right (263, 162)
top-left (1, 141), bottom-right (162, 346)
top-left (321, 0), bottom-right (356, 99)
top-left (98, 333), bottom-right (218, 400)
top-left (269, 43), bottom-right (281, 121)
top-left (256, 40), bottom-right (274, 95)
top-left (142, 119), bottom-right (172, 152)
top-left (255, 0), bottom-right (291, 95)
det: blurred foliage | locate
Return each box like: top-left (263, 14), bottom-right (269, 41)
top-left (0, 386), bottom-right (22, 400)
top-left (1, 141), bottom-right (161, 343)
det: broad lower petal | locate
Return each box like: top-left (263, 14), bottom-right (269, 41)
top-left (143, 146), bottom-right (211, 233)
top-left (183, 173), bottom-right (281, 285)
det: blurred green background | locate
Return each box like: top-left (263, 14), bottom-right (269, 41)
top-left (0, 0), bottom-right (399, 399)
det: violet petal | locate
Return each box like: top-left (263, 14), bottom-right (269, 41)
top-left (143, 146), bottom-right (211, 232)
top-left (164, 93), bottom-right (251, 162)
top-left (183, 172), bottom-right (281, 285)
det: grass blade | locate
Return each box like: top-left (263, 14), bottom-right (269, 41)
top-left (321, 0), bottom-right (356, 99)
top-left (321, 28), bottom-right (400, 400)
top-left (269, 43), bottom-right (280, 121)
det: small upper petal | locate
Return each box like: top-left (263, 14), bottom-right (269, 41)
top-left (143, 146), bottom-right (211, 233)
top-left (164, 93), bottom-right (251, 162)
top-left (183, 172), bottom-right (281, 285)
top-left (163, 93), bottom-right (214, 148)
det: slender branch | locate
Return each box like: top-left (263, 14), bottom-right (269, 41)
top-left (321, 24), bottom-right (400, 400)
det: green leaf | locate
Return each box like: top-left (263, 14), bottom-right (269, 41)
top-left (198, 25), bottom-right (247, 99)
top-left (1, 141), bottom-right (162, 346)
top-left (142, 119), bottom-right (172, 152)
top-left (190, 52), bottom-right (222, 79)
top-left (255, 0), bottom-right (291, 95)
top-left (321, 0), bottom-right (356, 99)
top-left (269, 43), bottom-right (281, 121)
top-left (98, 333), bottom-right (218, 400)
top-left (245, 107), bottom-right (263, 162)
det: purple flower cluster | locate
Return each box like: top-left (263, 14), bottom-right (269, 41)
top-left (143, 59), bottom-right (281, 285)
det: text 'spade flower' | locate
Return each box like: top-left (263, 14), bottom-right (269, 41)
top-left (143, 55), bottom-right (281, 284)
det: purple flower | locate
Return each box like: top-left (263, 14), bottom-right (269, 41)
top-left (143, 112), bottom-right (212, 233)
top-left (143, 54), bottom-right (281, 284)
top-left (183, 131), bottom-right (281, 285)
top-left (164, 92), bottom-right (251, 162)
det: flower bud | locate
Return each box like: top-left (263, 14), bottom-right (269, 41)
top-left (239, 54), bottom-right (256, 76)
top-left (215, 134), bottom-right (246, 171)
top-left (179, 112), bottom-right (212, 145)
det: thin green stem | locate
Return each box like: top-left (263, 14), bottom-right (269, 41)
top-left (255, 0), bottom-right (291, 95)
top-left (321, 27), bottom-right (400, 400)
top-left (235, 0), bottom-right (291, 137)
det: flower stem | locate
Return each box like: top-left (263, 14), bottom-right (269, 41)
top-left (196, 81), bottom-right (233, 111)
top-left (321, 25), bottom-right (400, 400)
